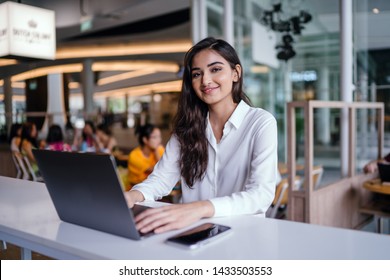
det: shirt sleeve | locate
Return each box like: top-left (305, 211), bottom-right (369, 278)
top-left (209, 115), bottom-right (278, 217)
top-left (132, 135), bottom-right (181, 201)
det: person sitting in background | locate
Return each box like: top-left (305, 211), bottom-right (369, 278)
top-left (8, 123), bottom-right (22, 153)
top-left (127, 124), bottom-right (165, 188)
top-left (96, 124), bottom-right (118, 154)
top-left (46, 124), bottom-right (72, 152)
top-left (15, 122), bottom-right (39, 174)
top-left (72, 120), bottom-right (100, 152)
top-left (363, 153), bottom-right (390, 173)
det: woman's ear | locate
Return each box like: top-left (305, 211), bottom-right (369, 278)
top-left (142, 136), bottom-right (148, 145)
top-left (233, 64), bottom-right (242, 82)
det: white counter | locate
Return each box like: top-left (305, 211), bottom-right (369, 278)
top-left (0, 175), bottom-right (389, 259)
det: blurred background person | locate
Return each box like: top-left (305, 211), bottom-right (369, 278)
top-left (8, 123), bottom-right (22, 153)
top-left (72, 120), bottom-right (100, 152)
top-left (16, 122), bottom-right (39, 174)
top-left (127, 124), bottom-right (164, 189)
top-left (96, 123), bottom-right (118, 154)
top-left (45, 124), bottom-right (72, 152)
top-left (363, 153), bottom-right (390, 173)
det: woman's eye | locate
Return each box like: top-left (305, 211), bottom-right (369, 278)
top-left (192, 72), bottom-right (200, 78)
top-left (211, 67), bottom-right (222, 72)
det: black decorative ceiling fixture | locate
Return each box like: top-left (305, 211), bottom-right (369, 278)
top-left (260, 3), bottom-right (312, 61)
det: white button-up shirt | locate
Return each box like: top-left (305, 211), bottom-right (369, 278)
top-left (132, 101), bottom-right (278, 217)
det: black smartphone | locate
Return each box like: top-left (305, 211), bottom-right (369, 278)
top-left (165, 223), bottom-right (231, 250)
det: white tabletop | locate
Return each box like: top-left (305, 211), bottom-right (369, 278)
top-left (0, 175), bottom-right (390, 260)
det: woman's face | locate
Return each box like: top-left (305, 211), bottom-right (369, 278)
top-left (83, 124), bottom-right (93, 135)
top-left (190, 49), bottom-right (241, 107)
top-left (143, 128), bottom-right (162, 150)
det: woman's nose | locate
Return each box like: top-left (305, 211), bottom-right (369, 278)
top-left (201, 72), bottom-right (211, 86)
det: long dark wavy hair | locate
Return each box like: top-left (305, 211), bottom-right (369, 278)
top-left (46, 124), bottom-right (64, 144)
top-left (173, 37), bottom-right (251, 187)
top-left (19, 122), bottom-right (38, 150)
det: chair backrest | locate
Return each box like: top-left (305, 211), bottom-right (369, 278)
top-left (313, 165), bottom-right (324, 189)
top-left (12, 152), bottom-right (29, 180)
top-left (268, 179), bottom-right (289, 218)
top-left (268, 176), bottom-right (302, 219)
top-left (22, 155), bottom-right (38, 181)
top-left (11, 152), bottom-right (22, 179)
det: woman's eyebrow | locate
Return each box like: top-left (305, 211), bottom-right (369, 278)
top-left (191, 61), bottom-right (224, 71)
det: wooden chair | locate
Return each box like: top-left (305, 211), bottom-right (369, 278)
top-left (313, 165), bottom-right (324, 189)
top-left (267, 177), bottom-right (302, 219)
top-left (268, 179), bottom-right (289, 218)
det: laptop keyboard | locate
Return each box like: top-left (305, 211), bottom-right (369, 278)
top-left (130, 204), bottom-right (154, 237)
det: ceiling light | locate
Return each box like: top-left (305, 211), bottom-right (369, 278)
top-left (97, 69), bottom-right (157, 86)
top-left (12, 82), bottom-right (25, 88)
top-left (11, 64), bottom-right (83, 82)
top-left (56, 41), bottom-right (191, 59)
top-left (92, 61), bottom-right (179, 72)
top-left (0, 94), bottom-right (25, 102)
top-left (372, 8), bottom-right (380, 14)
top-left (68, 82), bottom-right (80, 89)
top-left (0, 59), bottom-right (18, 66)
top-left (7, 61), bottom-right (179, 83)
top-left (251, 65), bottom-right (269, 74)
top-left (153, 94), bottom-right (162, 103)
top-left (94, 80), bottom-right (182, 99)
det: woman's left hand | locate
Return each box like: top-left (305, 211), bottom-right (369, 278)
top-left (135, 200), bottom-right (214, 234)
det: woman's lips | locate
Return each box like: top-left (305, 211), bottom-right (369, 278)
top-left (202, 86), bottom-right (218, 94)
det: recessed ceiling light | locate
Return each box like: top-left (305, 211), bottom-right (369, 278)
top-left (372, 8), bottom-right (380, 14)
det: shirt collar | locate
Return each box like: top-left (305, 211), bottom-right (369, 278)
top-left (205, 100), bottom-right (250, 141)
top-left (227, 100), bottom-right (251, 129)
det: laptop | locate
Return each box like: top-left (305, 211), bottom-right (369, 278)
top-left (377, 162), bottom-right (390, 183)
top-left (32, 149), bottom-right (151, 240)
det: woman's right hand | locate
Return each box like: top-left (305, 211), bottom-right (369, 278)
top-left (134, 200), bottom-right (215, 234)
top-left (124, 190), bottom-right (145, 208)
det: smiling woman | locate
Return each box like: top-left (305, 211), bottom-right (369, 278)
top-left (124, 37), bottom-right (278, 235)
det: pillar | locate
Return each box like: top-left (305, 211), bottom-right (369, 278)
top-left (223, 0), bottom-right (234, 46)
top-left (41, 73), bottom-right (66, 135)
top-left (81, 59), bottom-right (94, 120)
top-left (191, 0), bottom-right (207, 44)
top-left (340, 0), bottom-right (354, 177)
top-left (3, 77), bottom-right (13, 134)
top-left (317, 65), bottom-right (331, 145)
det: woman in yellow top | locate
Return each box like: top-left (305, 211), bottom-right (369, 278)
top-left (128, 124), bottom-right (164, 188)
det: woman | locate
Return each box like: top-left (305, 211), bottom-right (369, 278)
top-left (96, 124), bottom-right (118, 154)
top-left (363, 153), bottom-right (390, 173)
top-left (72, 120), bottom-right (99, 152)
top-left (125, 37), bottom-right (278, 234)
top-left (16, 122), bottom-right (39, 174)
top-left (9, 123), bottom-right (22, 153)
top-left (46, 124), bottom-right (72, 152)
top-left (127, 124), bottom-right (165, 188)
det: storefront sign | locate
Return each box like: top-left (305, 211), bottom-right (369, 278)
top-left (0, 1), bottom-right (55, 60)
